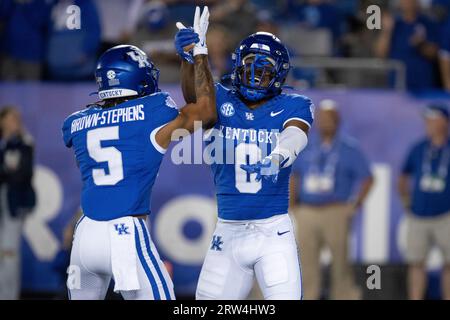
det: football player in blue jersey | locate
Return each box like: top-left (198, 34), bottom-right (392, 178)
top-left (175, 29), bottom-right (314, 299)
top-left (62, 7), bottom-right (215, 300)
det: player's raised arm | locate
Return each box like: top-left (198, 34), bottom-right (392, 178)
top-left (177, 53), bottom-right (216, 130)
top-left (174, 17), bottom-right (198, 104)
top-left (155, 6), bottom-right (217, 149)
top-left (180, 58), bottom-right (197, 104)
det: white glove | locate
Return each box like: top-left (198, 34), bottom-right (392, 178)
top-left (192, 6), bottom-right (209, 56)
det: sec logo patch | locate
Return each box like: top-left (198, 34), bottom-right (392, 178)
top-left (107, 70), bottom-right (116, 79)
top-left (220, 103), bottom-right (235, 117)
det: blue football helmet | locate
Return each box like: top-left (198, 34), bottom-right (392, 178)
top-left (95, 45), bottom-right (160, 100)
top-left (231, 32), bottom-right (290, 101)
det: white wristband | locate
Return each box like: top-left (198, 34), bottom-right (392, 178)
top-left (193, 46), bottom-right (208, 56)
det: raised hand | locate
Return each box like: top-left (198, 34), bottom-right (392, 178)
top-left (174, 22), bottom-right (199, 64)
top-left (192, 6), bottom-right (209, 56)
top-left (174, 6), bottom-right (209, 64)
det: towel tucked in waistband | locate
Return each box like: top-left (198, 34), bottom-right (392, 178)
top-left (109, 216), bottom-right (140, 292)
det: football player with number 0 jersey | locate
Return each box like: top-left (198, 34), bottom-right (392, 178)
top-left (175, 28), bottom-right (314, 299)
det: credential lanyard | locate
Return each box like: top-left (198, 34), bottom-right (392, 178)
top-left (421, 144), bottom-right (450, 180)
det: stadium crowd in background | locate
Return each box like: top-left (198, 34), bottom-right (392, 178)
top-left (1, 0), bottom-right (450, 91)
top-left (375, 0), bottom-right (440, 90)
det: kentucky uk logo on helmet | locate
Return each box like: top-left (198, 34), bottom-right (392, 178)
top-left (95, 45), bottom-right (160, 100)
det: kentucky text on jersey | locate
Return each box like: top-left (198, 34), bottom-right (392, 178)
top-left (71, 105), bottom-right (145, 134)
top-left (201, 126), bottom-right (281, 165)
top-left (208, 83), bottom-right (314, 220)
top-left (217, 125), bottom-right (280, 144)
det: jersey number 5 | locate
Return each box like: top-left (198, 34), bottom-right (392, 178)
top-left (87, 126), bottom-right (124, 186)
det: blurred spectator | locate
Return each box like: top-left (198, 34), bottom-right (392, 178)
top-left (94, 0), bottom-right (143, 53)
top-left (209, 0), bottom-right (257, 48)
top-left (277, 1), bottom-right (338, 57)
top-left (255, 10), bottom-right (280, 35)
top-left (130, 1), bottom-right (226, 83)
top-left (399, 103), bottom-right (450, 300)
top-left (45, 0), bottom-right (101, 81)
top-left (0, 0), bottom-right (53, 81)
top-left (130, 1), bottom-right (180, 83)
top-left (430, 0), bottom-right (450, 89)
top-left (162, 0), bottom-right (218, 27)
top-left (290, 0), bottom-right (344, 55)
top-left (295, 0), bottom-right (343, 39)
top-left (439, 8), bottom-right (450, 90)
top-left (0, 106), bottom-right (36, 300)
top-left (206, 25), bottom-right (233, 81)
top-left (252, 10), bottom-right (318, 88)
top-left (430, 0), bottom-right (450, 27)
top-left (250, 0), bottom-right (281, 12)
top-left (375, 0), bottom-right (440, 91)
top-left (290, 99), bottom-right (374, 300)
top-left (341, 2), bottom-right (379, 58)
top-left (334, 0), bottom-right (359, 19)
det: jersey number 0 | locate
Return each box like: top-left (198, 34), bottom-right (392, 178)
top-left (235, 143), bottom-right (262, 193)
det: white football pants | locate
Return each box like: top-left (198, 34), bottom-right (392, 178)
top-left (68, 215), bottom-right (174, 300)
top-left (196, 213), bottom-right (302, 300)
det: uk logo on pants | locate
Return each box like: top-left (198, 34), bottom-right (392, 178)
top-left (115, 223), bottom-right (130, 235)
top-left (210, 235), bottom-right (224, 251)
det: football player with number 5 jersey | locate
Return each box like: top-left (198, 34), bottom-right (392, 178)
top-left (175, 29), bottom-right (314, 299)
top-left (62, 7), bottom-right (215, 300)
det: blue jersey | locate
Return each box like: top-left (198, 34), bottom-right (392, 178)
top-left (62, 92), bottom-right (179, 221)
top-left (206, 84), bottom-right (314, 220)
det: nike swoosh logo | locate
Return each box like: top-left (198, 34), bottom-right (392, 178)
top-left (277, 230), bottom-right (290, 236)
top-left (270, 110), bottom-right (284, 117)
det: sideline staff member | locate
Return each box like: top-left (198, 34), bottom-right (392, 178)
top-left (291, 99), bottom-right (374, 300)
top-left (399, 103), bottom-right (450, 300)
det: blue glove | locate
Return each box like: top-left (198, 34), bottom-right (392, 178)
top-left (174, 26), bottom-right (200, 64)
top-left (240, 156), bottom-right (281, 184)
